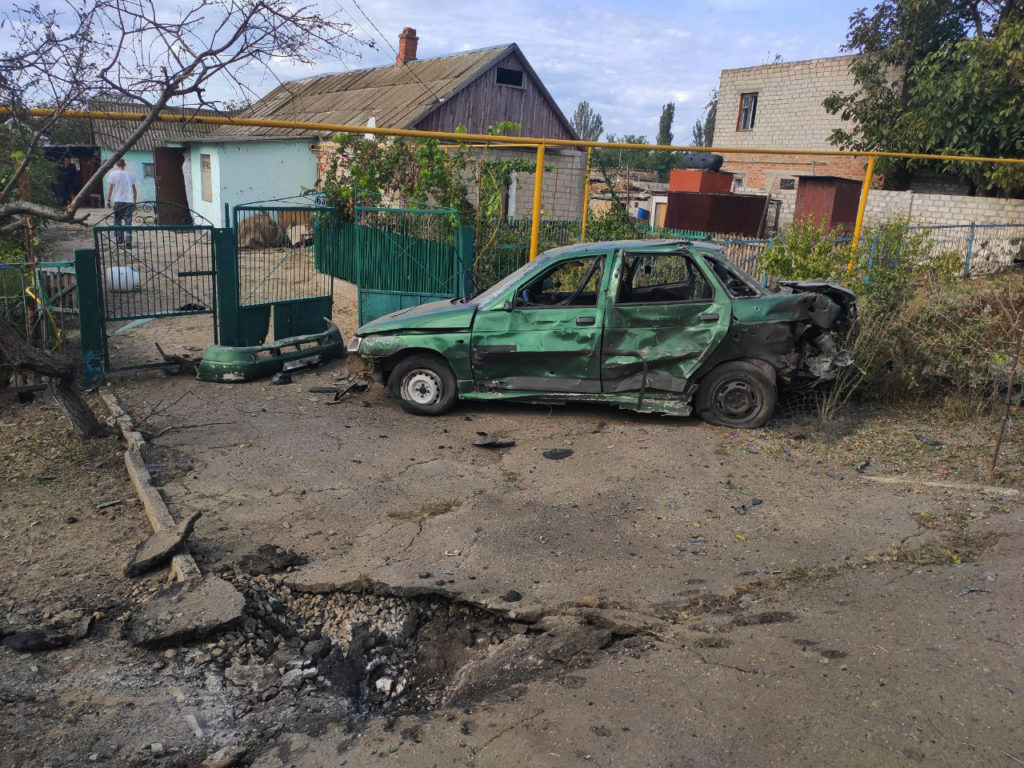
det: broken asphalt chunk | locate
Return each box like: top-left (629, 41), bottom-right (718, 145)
top-left (124, 510), bottom-right (202, 578)
top-left (3, 612), bottom-right (94, 653)
top-left (914, 433), bottom-right (943, 447)
top-left (125, 575), bottom-right (245, 649)
top-left (472, 435), bottom-right (516, 448)
top-left (542, 448), bottom-right (574, 460)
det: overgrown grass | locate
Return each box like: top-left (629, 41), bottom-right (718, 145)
top-left (763, 217), bottom-right (1022, 419)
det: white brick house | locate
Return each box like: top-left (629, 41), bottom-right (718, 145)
top-left (712, 55), bottom-right (874, 192)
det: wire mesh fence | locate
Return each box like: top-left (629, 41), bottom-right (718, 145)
top-left (468, 219), bottom-right (1024, 287)
top-left (235, 206), bottom-right (332, 307)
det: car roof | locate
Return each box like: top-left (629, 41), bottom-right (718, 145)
top-left (539, 239), bottom-right (723, 263)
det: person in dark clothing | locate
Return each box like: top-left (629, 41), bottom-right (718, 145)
top-left (56, 157), bottom-right (78, 205)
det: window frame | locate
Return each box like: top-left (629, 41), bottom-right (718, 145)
top-left (514, 255), bottom-right (605, 310)
top-left (736, 92), bottom-right (758, 132)
top-left (495, 66), bottom-right (525, 89)
top-left (614, 249), bottom-right (717, 306)
top-left (200, 154), bottom-right (213, 203)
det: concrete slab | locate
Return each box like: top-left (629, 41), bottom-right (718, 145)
top-left (125, 510), bottom-right (202, 577)
top-left (125, 575), bottom-right (245, 649)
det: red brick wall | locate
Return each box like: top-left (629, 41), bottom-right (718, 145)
top-left (722, 153), bottom-right (867, 191)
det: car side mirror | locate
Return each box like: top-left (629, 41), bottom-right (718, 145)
top-left (502, 300), bottom-right (513, 311)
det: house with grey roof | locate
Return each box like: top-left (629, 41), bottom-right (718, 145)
top-left (185, 29), bottom-right (584, 224)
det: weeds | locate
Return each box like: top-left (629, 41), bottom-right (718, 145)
top-left (764, 216), bottom-right (1022, 420)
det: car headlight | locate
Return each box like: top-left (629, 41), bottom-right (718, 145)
top-left (346, 336), bottom-right (363, 353)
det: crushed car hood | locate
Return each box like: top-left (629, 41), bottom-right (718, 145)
top-left (356, 299), bottom-right (477, 336)
top-left (778, 281), bottom-right (857, 323)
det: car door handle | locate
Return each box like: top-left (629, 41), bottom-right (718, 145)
top-left (700, 313), bottom-right (720, 322)
top-left (576, 316), bottom-right (596, 326)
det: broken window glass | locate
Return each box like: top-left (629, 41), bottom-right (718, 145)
top-left (617, 251), bottom-right (712, 303)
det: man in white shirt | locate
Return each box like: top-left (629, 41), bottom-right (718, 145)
top-left (106, 159), bottom-right (137, 247)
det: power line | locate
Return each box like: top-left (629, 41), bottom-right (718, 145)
top-left (349, 0), bottom-right (445, 107)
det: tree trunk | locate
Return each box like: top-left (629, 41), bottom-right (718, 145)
top-left (0, 316), bottom-right (107, 439)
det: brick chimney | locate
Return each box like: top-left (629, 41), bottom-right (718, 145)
top-left (396, 27), bottom-right (418, 65)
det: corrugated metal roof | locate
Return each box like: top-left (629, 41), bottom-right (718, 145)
top-left (207, 45), bottom-right (515, 139)
top-left (90, 104), bottom-right (222, 151)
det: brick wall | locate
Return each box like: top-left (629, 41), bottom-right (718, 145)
top-left (723, 154), bottom-right (867, 191)
top-left (714, 55), bottom-right (863, 152)
top-left (865, 189), bottom-right (1024, 226)
top-left (713, 55), bottom-right (894, 192)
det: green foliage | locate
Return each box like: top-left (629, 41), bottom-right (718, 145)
top-left (892, 273), bottom-right (1023, 404)
top-left (656, 103), bottom-right (674, 147)
top-left (692, 90), bottom-right (717, 147)
top-left (322, 133), bottom-right (474, 222)
top-left (570, 101), bottom-right (603, 141)
top-left (824, 1), bottom-right (1024, 194)
top-left (760, 217), bottom-right (849, 281)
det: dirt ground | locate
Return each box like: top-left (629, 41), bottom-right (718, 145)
top-left (1, 220), bottom-right (1021, 766)
top-left (2, 355), bottom-right (1021, 767)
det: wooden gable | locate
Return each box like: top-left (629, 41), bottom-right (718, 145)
top-left (413, 49), bottom-right (576, 140)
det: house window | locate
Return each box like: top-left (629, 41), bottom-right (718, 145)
top-left (779, 177), bottom-right (795, 190)
top-left (495, 67), bottom-right (524, 88)
top-left (737, 92), bottom-right (758, 131)
top-left (143, 162), bottom-right (155, 178)
top-left (200, 154), bottom-right (212, 203)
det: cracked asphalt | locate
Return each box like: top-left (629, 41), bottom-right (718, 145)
top-left (103, 353), bottom-right (1024, 768)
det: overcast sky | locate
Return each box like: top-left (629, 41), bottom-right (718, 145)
top-left (248, 0), bottom-right (868, 141)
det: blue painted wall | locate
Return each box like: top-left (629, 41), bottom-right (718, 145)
top-left (100, 149), bottom-right (156, 202)
top-left (187, 140), bottom-right (317, 226)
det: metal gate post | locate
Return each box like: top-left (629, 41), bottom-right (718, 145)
top-left (74, 248), bottom-right (105, 384)
top-left (456, 226), bottom-right (474, 301)
top-left (213, 227), bottom-right (240, 346)
top-left (964, 222), bottom-right (976, 277)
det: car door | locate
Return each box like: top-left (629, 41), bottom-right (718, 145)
top-left (471, 253), bottom-right (607, 393)
top-left (602, 247), bottom-right (730, 393)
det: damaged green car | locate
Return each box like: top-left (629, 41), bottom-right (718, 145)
top-left (347, 240), bottom-right (855, 428)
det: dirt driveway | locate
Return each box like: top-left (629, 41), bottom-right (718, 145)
top-left (8, 356), bottom-right (1016, 767)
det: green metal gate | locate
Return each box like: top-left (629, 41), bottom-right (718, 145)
top-left (229, 201), bottom-right (335, 344)
top-left (353, 206), bottom-right (473, 325)
top-left (90, 202), bottom-right (217, 370)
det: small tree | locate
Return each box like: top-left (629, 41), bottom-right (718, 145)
top-left (691, 90), bottom-right (718, 147)
top-left (570, 101), bottom-right (604, 141)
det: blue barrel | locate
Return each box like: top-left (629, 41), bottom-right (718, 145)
top-left (636, 208), bottom-right (650, 221)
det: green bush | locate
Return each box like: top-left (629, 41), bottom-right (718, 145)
top-left (760, 217), bottom-right (849, 281)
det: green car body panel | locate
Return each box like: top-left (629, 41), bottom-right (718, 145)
top-left (349, 240), bottom-right (855, 416)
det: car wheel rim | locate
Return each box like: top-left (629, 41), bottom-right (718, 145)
top-left (713, 379), bottom-right (760, 422)
top-left (402, 369), bottom-right (443, 407)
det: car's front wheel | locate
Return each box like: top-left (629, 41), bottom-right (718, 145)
top-left (387, 353), bottom-right (458, 416)
top-left (695, 360), bottom-right (777, 429)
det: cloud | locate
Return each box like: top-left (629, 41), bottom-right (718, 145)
top-left (7, 0), bottom-right (860, 139)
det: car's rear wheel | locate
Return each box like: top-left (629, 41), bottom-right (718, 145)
top-left (387, 353), bottom-right (458, 416)
top-left (695, 360), bottom-right (777, 429)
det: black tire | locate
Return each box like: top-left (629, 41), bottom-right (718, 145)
top-left (387, 353), bottom-right (459, 416)
top-left (695, 360), bottom-right (777, 429)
